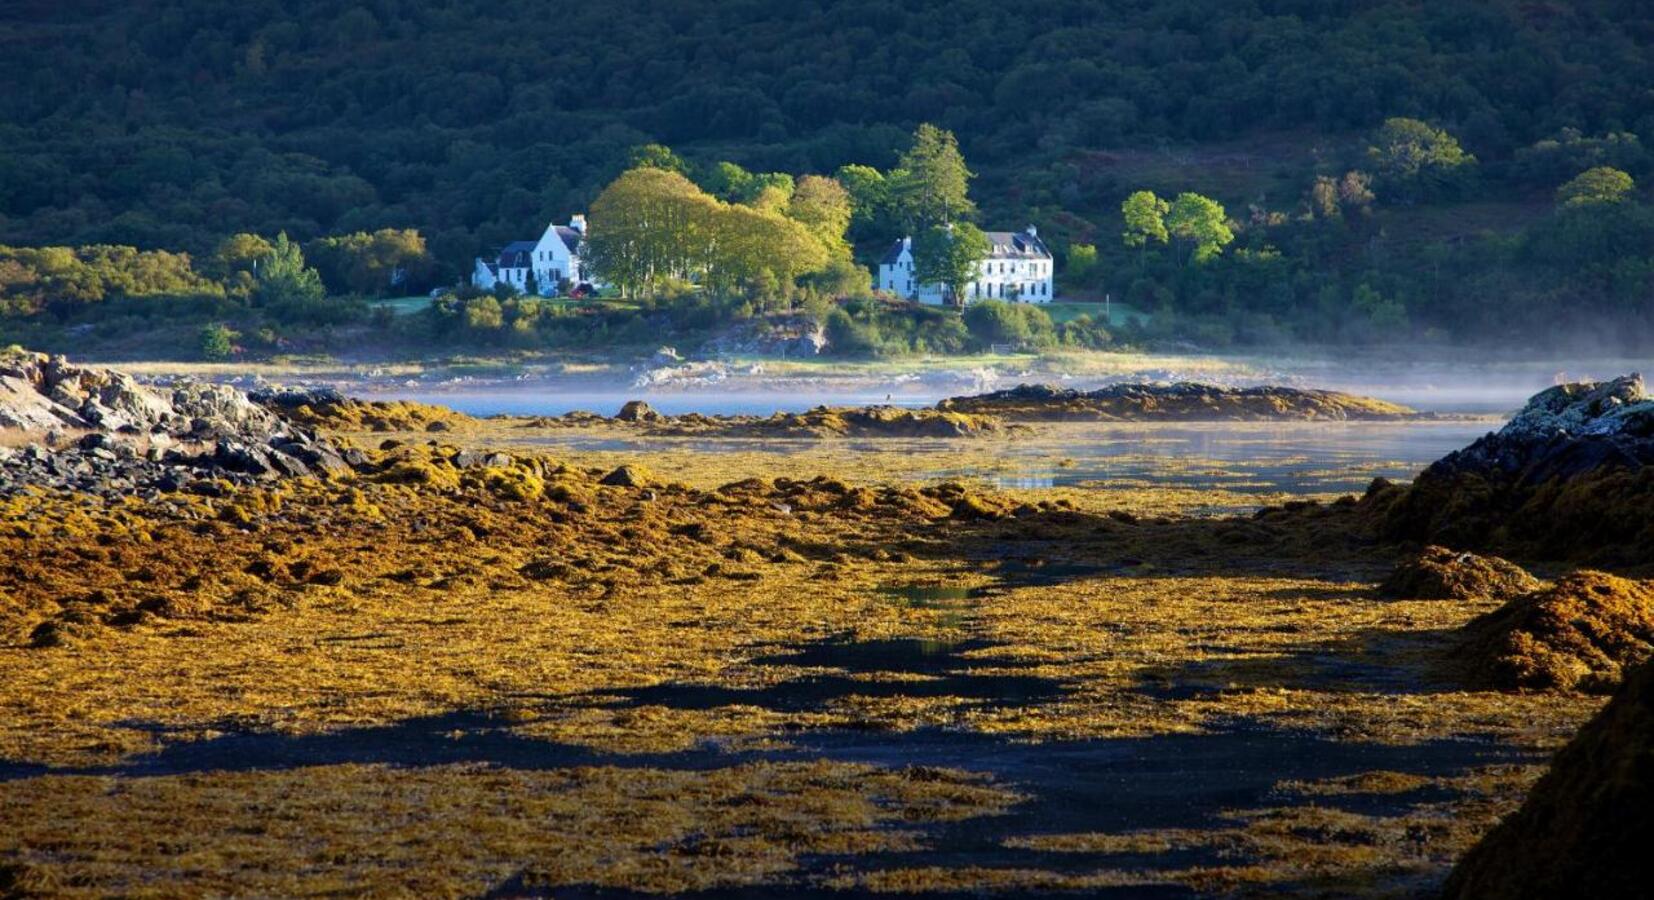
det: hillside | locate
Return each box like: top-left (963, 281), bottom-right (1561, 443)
top-left (2, 0), bottom-right (1653, 347)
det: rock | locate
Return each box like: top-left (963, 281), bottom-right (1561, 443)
top-left (1424, 374), bottom-right (1654, 484)
top-left (1371, 374), bottom-right (1654, 562)
top-left (599, 465), bottom-right (653, 488)
top-left (0, 351), bottom-right (365, 496)
top-left (1376, 546), bottom-right (1541, 601)
top-left (615, 400), bottom-right (660, 422)
top-left (949, 493), bottom-right (1007, 521)
top-left (1452, 571), bottom-right (1654, 693)
top-left (1441, 659), bottom-right (1654, 899)
top-left (938, 381), bottom-right (1416, 422)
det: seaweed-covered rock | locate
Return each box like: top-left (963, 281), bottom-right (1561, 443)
top-left (1376, 546), bottom-right (1540, 601)
top-left (615, 400), bottom-right (660, 422)
top-left (1452, 571), bottom-right (1654, 693)
top-left (1373, 374), bottom-right (1654, 562)
top-left (937, 382), bottom-right (1415, 422)
top-left (1442, 659), bottom-right (1654, 899)
top-left (600, 464), bottom-right (654, 488)
top-left (252, 388), bottom-right (471, 433)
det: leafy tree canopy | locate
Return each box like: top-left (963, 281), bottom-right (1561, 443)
top-left (1557, 166), bottom-right (1636, 208)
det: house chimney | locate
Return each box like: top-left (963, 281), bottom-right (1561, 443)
top-left (902, 236), bottom-right (912, 250)
top-left (1026, 224), bottom-right (1038, 237)
top-left (569, 214), bottom-right (587, 234)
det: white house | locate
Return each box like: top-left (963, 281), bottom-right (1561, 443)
top-left (472, 216), bottom-right (593, 295)
top-left (877, 225), bottom-right (1054, 305)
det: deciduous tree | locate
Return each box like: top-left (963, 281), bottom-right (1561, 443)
top-left (913, 222), bottom-right (990, 305)
top-left (1165, 193), bottom-right (1234, 264)
top-left (1121, 190), bottom-right (1170, 259)
top-left (1368, 118), bottom-right (1475, 202)
top-left (1557, 166), bottom-right (1635, 208)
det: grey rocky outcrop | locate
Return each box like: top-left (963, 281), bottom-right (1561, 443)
top-left (0, 351), bottom-right (359, 498)
top-left (1425, 373), bottom-right (1654, 483)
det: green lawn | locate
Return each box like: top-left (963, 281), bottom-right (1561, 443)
top-left (368, 296), bottom-right (435, 317)
top-left (1040, 300), bottom-right (1149, 327)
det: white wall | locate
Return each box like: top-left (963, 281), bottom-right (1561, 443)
top-left (878, 243), bottom-right (1054, 305)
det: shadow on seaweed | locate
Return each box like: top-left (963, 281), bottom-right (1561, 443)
top-left (481, 721), bottom-right (1535, 899)
top-left (1135, 625), bottom-right (1466, 701)
top-left (611, 635), bottom-right (1069, 713)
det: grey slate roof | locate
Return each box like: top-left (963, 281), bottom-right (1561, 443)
top-left (497, 240), bottom-right (536, 269)
top-left (983, 231), bottom-right (1051, 259)
top-left (880, 229), bottom-right (1051, 266)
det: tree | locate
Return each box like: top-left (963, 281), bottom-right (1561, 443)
top-left (891, 124), bottom-right (976, 230)
top-left (913, 222), bottom-right (990, 305)
top-left (1309, 176), bottom-right (1341, 220)
top-left (703, 201), bottom-right (828, 301)
top-left (254, 232), bottom-right (326, 310)
top-left (1557, 166), bottom-right (1635, 208)
top-left (1352, 282), bottom-right (1407, 331)
top-left (1367, 118), bottom-right (1475, 201)
top-left (1165, 192), bottom-right (1234, 264)
top-left (1339, 171), bottom-right (1376, 214)
top-left (211, 233), bottom-right (274, 278)
top-left (586, 167), bottom-right (720, 297)
top-left (1066, 243), bottom-right (1098, 281)
top-left (785, 175), bottom-right (853, 255)
top-left (702, 162), bottom-right (754, 201)
top-left (1121, 190), bottom-right (1170, 259)
top-left (1308, 171), bottom-right (1373, 221)
top-left (197, 322), bottom-right (236, 360)
top-left (835, 164), bottom-right (891, 238)
top-left (306, 228), bottom-right (432, 295)
top-left (628, 143), bottom-right (688, 175)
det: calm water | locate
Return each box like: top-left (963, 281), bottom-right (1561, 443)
top-left (523, 420), bottom-right (1494, 497)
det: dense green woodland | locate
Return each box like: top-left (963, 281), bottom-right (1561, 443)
top-left (2, 0), bottom-right (1654, 349)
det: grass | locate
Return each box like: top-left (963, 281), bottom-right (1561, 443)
top-left (1039, 300), bottom-right (1149, 327)
top-left (366, 295), bottom-right (435, 317)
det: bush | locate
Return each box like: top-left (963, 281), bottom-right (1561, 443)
top-left (197, 323), bottom-right (236, 361)
top-left (962, 300), bottom-right (1055, 350)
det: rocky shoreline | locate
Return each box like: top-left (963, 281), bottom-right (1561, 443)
top-left (1370, 373), bottom-right (1654, 563)
top-left (0, 351), bottom-right (358, 498)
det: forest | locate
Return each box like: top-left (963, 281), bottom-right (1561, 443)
top-left (2, 0), bottom-right (1653, 348)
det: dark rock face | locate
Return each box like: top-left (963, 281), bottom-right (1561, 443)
top-left (1373, 374), bottom-right (1654, 563)
top-left (937, 382), bottom-right (1415, 422)
top-left (1423, 375), bottom-right (1654, 484)
top-left (0, 352), bottom-right (355, 498)
top-left (1442, 659), bottom-right (1654, 899)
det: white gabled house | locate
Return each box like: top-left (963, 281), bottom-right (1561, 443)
top-left (877, 225), bottom-right (1055, 305)
top-left (472, 215), bottom-right (594, 295)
